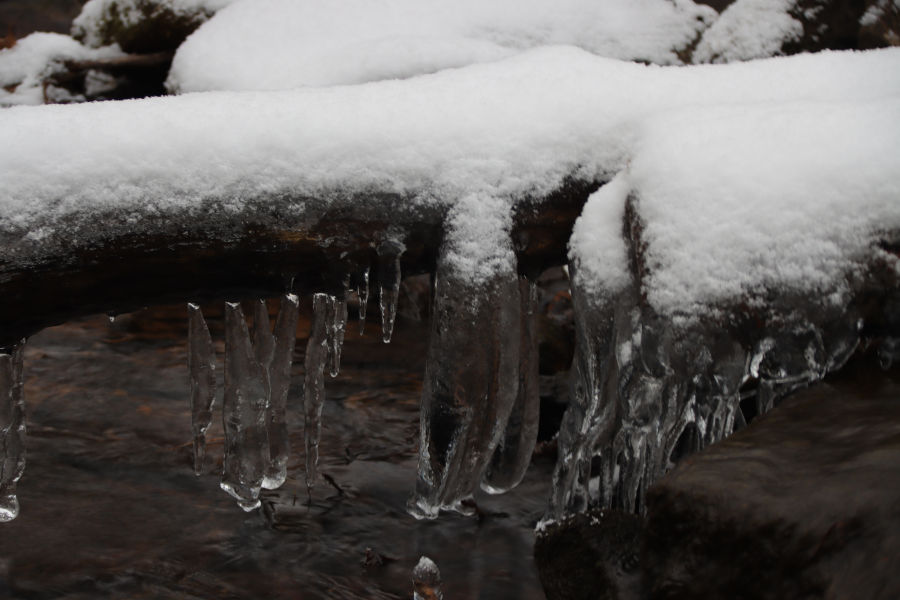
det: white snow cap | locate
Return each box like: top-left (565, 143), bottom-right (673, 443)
top-left (693, 0), bottom-right (803, 63)
top-left (3, 47), bottom-right (899, 301)
top-left (0, 33), bottom-right (125, 106)
top-left (167, 0), bottom-right (716, 92)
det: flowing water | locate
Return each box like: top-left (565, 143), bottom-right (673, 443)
top-left (0, 305), bottom-right (550, 599)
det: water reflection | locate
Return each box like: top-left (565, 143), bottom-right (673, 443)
top-left (0, 305), bottom-right (549, 598)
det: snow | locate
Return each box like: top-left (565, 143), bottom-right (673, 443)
top-left (0, 33), bottom-right (125, 107)
top-left (72, 0), bottom-right (236, 48)
top-left (2, 47), bottom-right (899, 304)
top-left (693, 0), bottom-right (803, 63)
top-left (166, 0), bottom-right (716, 93)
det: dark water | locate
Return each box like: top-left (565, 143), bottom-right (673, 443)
top-left (0, 305), bottom-right (550, 599)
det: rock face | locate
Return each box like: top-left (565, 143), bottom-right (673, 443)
top-left (71, 0), bottom-right (221, 53)
top-left (643, 359), bottom-right (900, 600)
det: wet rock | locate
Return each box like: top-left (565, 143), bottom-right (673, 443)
top-left (534, 509), bottom-right (643, 600)
top-left (71, 0), bottom-right (218, 54)
top-left (643, 360), bottom-right (900, 600)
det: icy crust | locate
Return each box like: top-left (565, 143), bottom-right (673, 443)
top-left (0, 33), bottom-right (125, 107)
top-left (167, 0), bottom-right (716, 93)
top-left (4, 47), bottom-right (900, 287)
top-left (693, 0), bottom-right (803, 63)
top-left (72, 0), bottom-right (235, 48)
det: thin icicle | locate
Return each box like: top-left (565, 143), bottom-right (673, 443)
top-left (377, 239), bottom-right (405, 343)
top-left (304, 293), bottom-right (329, 491)
top-left (187, 303), bottom-right (216, 476)
top-left (221, 302), bottom-right (269, 511)
top-left (327, 279), bottom-right (349, 378)
top-left (358, 267), bottom-right (369, 335)
top-left (0, 340), bottom-right (25, 522)
top-left (262, 293), bottom-right (299, 490)
top-left (482, 277), bottom-right (540, 494)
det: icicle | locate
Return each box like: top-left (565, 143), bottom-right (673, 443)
top-left (187, 303), bottom-right (216, 476)
top-left (409, 256), bottom-right (520, 518)
top-left (251, 299), bottom-right (274, 369)
top-left (304, 293), bottom-right (330, 491)
top-left (482, 277), bottom-right (540, 494)
top-left (326, 278), bottom-right (349, 378)
top-left (106, 311), bottom-right (117, 324)
top-left (358, 267), bottom-right (369, 335)
top-left (377, 239), bottom-right (405, 343)
top-left (262, 293), bottom-right (299, 490)
top-left (0, 340), bottom-right (25, 522)
top-left (220, 302), bottom-right (269, 511)
top-left (413, 556), bottom-right (444, 600)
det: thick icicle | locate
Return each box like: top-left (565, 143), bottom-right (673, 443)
top-left (220, 302), bottom-right (269, 511)
top-left (262, 293), bottom-right (299, 490)
top-left (187, 303), bottom-right (216, 476)
top-left (482, 277), bottom-right (540, 494)
top-left (409, 222), bottom-right (520, 518)
top-left (304, 293), bottom-right (329, 491)
top-left (358, 267), bottom-right (369, 335)
top-left (377, 239), bottom-right (405, 343)
top-left (0, 340), bottom-right (25, 522)
top-left (251, 299), bottom-right (274, 369)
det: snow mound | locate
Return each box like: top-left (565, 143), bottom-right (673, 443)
top-left (167, 0), bottom-right (716, 93)
top-left (693, 0), bottom-right (803, 63)
top-left (0, 33), bottom-right (125, 107)
top-left (3, 47), bottom-right (899, 299)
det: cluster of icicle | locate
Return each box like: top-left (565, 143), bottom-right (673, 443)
top-left (188, 241), bottom-right (406, 511)
top-left (545, 269), bottom-right (865, 520)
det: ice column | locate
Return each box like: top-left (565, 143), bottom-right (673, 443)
top-left (409, 194), bottom-right (520, 518)
top-left (187, 303), bottom-right (216, 476)
top-left (304, 293), bottom-right (329, 490)
top-left (377, 239), bottom-right (405, 343)
top-left (482, 277), bottom-right (541, 494)
top-left (221, 302), bottom-right (269, 511)
top-left (0, 340), bottom-right (25, 522)
top-left (263, 294), bottom-right (300, 489)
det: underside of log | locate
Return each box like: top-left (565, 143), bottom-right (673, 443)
top-left (0, 178), bottom-right (598, 346)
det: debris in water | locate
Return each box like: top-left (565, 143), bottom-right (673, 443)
top-left (413, 555), bottom-right (443, 600)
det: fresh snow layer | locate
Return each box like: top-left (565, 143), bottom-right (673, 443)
top-left (572, 98), bottom-right (900, 316)
top-left (167, 0), bottom-right (716, 93)
top-left (73, 0), bottom-right (236, 48)
top-left (3, 47), bottom-right (900, 300)
top-left (0, 33), bottom-right (125, 107)
top-left (693, 0), bottom-right (802, 63)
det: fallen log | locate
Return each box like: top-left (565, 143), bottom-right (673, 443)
top-left (0, 178), bottom-right (596, 346)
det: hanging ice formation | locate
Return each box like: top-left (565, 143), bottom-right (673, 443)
top-left (188, 303), bottom-right (216, 475)
top-left (546, 199), bottom-right (870, 520)
top-left (219, 296), bottom-right (300, 510)
top-left (304, 293), bottom-right (330, 490)
top-left (377, 239), bottom-right (405, 343)
top-left (0, 340), bottom-right (26, 522)
top-left (409, 194), bottom-right (537, 518)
